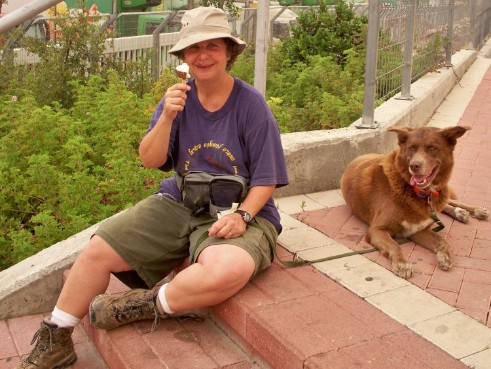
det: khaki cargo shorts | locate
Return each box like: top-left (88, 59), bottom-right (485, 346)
top-left (94, 193), bottom-right (278, 288)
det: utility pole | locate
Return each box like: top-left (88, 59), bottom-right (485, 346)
top-left (254, 0), bottom-right (269, 96)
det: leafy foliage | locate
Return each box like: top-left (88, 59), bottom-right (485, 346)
top-left (230, 0), bottom-right (368, 131)
top-left (0, 73), bottom-right (168, 270)
top-left (281, 0), bottom-right (367, 66)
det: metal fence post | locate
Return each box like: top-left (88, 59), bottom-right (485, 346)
top-left (357, 0), bottom-right (380, 129)
top-left (152, 11), bottom-right (177, 82)
top-left (444, 0), bottom-right (456, 67)
top-left (397, 0), bottom-right (416, 100)
top-left (468, 0), bottom-right (476, 49)
top-left (254, 0), bottom-right (269, 97)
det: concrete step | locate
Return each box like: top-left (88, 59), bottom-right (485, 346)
top-left (78, 273), bottom-right (268, 369)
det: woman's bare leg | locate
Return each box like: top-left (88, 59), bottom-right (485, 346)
top-left (165, 244), bottom-right (255, 312)
top-left (56, 235), bottom-right (132, 318)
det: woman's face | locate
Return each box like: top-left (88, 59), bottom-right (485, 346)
top-left (183, 38), bottom-right (231, 81)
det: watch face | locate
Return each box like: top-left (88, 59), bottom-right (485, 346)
top-left (237, 210), bottom-right (251, 223)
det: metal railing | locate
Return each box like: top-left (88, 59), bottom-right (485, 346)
top-left (359, 0), bottom-right (491, 128)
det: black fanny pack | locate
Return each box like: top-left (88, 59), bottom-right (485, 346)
top-left (177, 171), bottom-right (248, 217)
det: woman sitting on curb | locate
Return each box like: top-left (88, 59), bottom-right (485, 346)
top-left (16, 6), bottom-right (288, 369)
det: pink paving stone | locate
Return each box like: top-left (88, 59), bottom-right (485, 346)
top-left (409, 272), bottom-right (432, 289)
top-left (296, 210), bottom-right (340, 238)
top-left (0, 357), bottom-right (20, 369)
top-left (445, 225), bottom-right (476, 257)
top-left (453, 255), bottom-right (491, 272)
top-left (333, 230), bottom-right (365, 248)
top-left (304, 350), bottom-right (355, 369)
top-left (459, 307), bottom-right (488, 325)
top-left (284, 264), bottom-right (343, 294)
top-left (383, 331), bottom-right (469, 369)
top-left (456, 280), bottom-right (491, 311)
top-left (246, 315), bottom-right (306, 369)
top-left (250, 263), bottom-right (317, 303)
top-left (464, 268), bottom-right (491, 284)
top-left (7, 313), bottom-right (45, 355)
top-left (178, 318), bottom-right (254, 367)
top-left (251, 293), bottom-right (377, 355)
top-left (71, 337), bottom-right (108, 369)
top-left (320, 337), bottom-right (425, 369)
top-left (327, 287), bottom-right (405, 337)
top-left (476, 228), bottom-right (491, 240)
top-left (428, 266), bottom-right (465, 292)
top-left (471, 239), bottom-right (491, 260)
top-left (426, 288), bottom-right (458, 306)
top-left (0, 320), bottom-right (17, 359)
top-left (212, 299), bottom-right (249, 340)
top-left (142, 319), bottom-right (220, 369)
top-left (408, 247), bottom-right (438, 275)
top-left (374, 254), bottom-right (392, 270)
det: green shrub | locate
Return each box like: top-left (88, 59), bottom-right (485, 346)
top-left (0, 73), bottom-right (167, 269)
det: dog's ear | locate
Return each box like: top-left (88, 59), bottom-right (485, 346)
top-left (441, 125), bottom-right (470, 147)
top-left (387, 126), bottom-right (413, 144)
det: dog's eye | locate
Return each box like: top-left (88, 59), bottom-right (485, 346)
top-left (427, 146), bottom-right (438, 153)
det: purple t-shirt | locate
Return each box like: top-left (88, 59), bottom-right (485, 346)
top-left (146, 77), bottom-right (289, 233)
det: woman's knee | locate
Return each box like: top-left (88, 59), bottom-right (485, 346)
top-left (198, 245), bottom-right (255, 289)
top-left (77, 235), bottom-right (131, 272)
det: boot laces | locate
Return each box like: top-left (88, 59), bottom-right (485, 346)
top-left (25, 325), bottom-right (53, 363)
top-left (111, 294), bottom-right (164, 332)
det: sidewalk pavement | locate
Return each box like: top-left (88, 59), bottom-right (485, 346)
top-left (1, 56), bottom-right (490, 369)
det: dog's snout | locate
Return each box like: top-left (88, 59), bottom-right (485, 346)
top-left (409, 161), bottom-right (421, 173)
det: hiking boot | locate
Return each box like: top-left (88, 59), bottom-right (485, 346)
top-left (89, 287), bottom-right (168, 331)
top-left (15, 318), bottom-right (76, 369)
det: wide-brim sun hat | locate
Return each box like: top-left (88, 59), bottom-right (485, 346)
top-left (169, 6), bottom-right (247, 57)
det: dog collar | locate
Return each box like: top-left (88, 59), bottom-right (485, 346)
top-left (413, 187), bottom-right (445, 232)
top-left (413, 186), bottom-right (439, 199)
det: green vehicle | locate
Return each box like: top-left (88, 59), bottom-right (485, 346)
top-left (64, 0), bottom-right (188, 36)
top-left (64, 0), bottom-right (163, 13)
top-left (137, 13), bottom-right (182, 35)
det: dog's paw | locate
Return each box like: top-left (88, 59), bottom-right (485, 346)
top-left (392, 261), bottom-right (413, 279)
top-left (472, 207), bottom-right (489, 220)
top-left (453, 207), bottom-right (470, 223)
top-left (437, 251), bottom-right (452, 271)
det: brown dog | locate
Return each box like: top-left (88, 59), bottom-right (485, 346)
top-left (340, 125), bottom-right (489, 279)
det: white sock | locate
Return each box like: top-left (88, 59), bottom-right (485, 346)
top-left (50, 306), bottom-right (81, 328)
top-left (157, 283), bottom-right (175, 315)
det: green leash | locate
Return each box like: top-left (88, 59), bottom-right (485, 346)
top-left (248, 221), bottom-right (378, 267)
top-left (195, 207), bottom-right (445, 268)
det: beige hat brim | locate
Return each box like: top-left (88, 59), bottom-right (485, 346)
top-left (169, 33), bottom-right (246, 57)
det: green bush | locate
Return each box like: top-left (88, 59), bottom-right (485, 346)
top-left (0, 73), bottom-right (167, 269)
top-left (230, 0), bottom-right (368, 132)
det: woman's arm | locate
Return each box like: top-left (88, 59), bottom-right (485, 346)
top-left (139, 82), bottom-right (190, 168)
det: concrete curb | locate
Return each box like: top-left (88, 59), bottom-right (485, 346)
top-left (0, 48), bottom-right (477, 320)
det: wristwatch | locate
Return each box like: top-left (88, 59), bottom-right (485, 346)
top-left (235, 209), bottom-right (252, 224)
